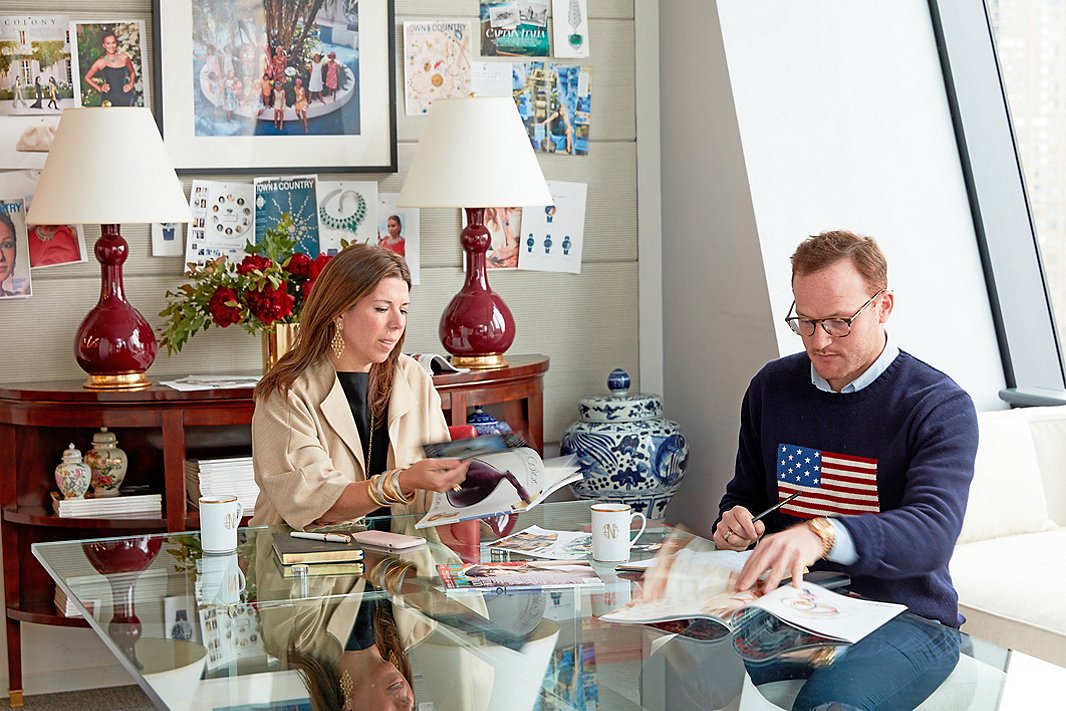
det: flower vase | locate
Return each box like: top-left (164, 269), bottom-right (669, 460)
top-left (262, 322), bottom-right (300, 373)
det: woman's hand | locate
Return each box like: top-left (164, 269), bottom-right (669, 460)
top-left (398, 459), bottom-right (470, 493)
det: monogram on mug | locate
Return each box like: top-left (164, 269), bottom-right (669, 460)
top-left (199, 495), bottom-right (244, 554)
top-left (591, 502), bottom-right (647, 562)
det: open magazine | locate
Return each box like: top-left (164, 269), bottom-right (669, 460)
top-left (600, 549), bottom-right (905, 644)
top-left (415, 448), bottom-right (582, 529)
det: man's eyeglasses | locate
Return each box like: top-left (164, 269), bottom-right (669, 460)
top-left (785, 288), bottom-right (887, 338)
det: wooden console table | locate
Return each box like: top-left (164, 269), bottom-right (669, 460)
top-left (0, 354), bottom-right (548, 705)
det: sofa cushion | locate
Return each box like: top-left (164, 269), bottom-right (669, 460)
top-left (958, 409), bottom-right (1057, 544)
top-left (951, 530), bottom-right (1066, 667)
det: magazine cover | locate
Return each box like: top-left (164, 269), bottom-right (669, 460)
top-left (0, 198), bottom-right (32, 298)
top-left (0, 15), bottom-right (69, 169)
top-left (0, 170), bottom-right (87, 269)
top-left (513, 62), bottom-right (592, 156)
top-left (253, 175), bottom-right (321, 256)
top-left (403, 20), bottom-right (472, 116)
top-left (437, 559), bottom-right (603, 590)
top-left (416, 450), bottom-right (581, 529)
top-left (479, 1), bottom-right (549, 57)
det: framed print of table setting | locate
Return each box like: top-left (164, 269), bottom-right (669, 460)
top-left (151, 0), bottom-right (397, 174)
top-left (29, 501), bottom-right (1037, 710)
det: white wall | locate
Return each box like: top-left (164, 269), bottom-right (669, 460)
top-left (662, 0), bottom-right (1008, 535)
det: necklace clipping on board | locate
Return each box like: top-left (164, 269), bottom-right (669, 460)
top-left (319, 188), bottom-right (367, 234)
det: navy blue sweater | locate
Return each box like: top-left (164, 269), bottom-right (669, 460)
top-left (720, 350), bottom-right (978, 627)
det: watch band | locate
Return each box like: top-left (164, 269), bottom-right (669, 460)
top-left (806, 517), bottom-right (836, 559)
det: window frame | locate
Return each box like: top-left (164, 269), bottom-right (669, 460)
top-left (928, 0), bottom-right (1066, 403)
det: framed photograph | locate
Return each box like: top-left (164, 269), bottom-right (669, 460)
top-left (152, 0), bottom-right (397, 174)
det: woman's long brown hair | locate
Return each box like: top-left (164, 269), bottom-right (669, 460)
top-left (255, 244), bottom-right (412, 421)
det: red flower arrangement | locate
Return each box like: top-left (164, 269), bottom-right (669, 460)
top-left (160, 214), bottom-right (335, 353)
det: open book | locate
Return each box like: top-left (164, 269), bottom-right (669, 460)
top-left (600, 549), bottom-right (904, 644)
top-left (415, 449), bottom-right (582, 529)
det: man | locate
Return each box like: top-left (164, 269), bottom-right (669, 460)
top-left (715, 230), bottom-right (977, 706)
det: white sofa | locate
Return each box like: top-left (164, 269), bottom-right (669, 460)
top-left (950, 405), bottom-right (1066, 668)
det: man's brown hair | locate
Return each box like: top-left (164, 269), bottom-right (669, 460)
top-left (790, 229), bottom-right (888, 291)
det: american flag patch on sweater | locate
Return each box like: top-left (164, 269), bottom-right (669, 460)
top-left (775, 443), bottom-right (880, 518)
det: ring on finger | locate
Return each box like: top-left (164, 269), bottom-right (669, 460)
top-left (724, 530), bottom-right (734, 541)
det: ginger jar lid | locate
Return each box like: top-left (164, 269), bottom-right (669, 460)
top-left (61, 443), bottom-right (84, 463)
top-left (577, 369), bottom-right (663, 423)
top-left (92, 427), bottom-right (118, 447)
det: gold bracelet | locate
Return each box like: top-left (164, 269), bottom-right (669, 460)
top-left (366, 475), bottom-right (387, 507)
top-left (380, 468), bottom-right (401, 504)
top-left (390, 469), bottom-right (415, 504)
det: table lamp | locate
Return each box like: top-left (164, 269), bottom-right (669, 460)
top-left (26, 108), bottom-right (192, 390)
top-left (399, 97), bottom-right (552, 369)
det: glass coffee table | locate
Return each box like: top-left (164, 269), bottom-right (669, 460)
top-left (31, 501), bottom-right (1029, 710)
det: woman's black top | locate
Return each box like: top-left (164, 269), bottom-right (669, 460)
top-left (337, 372), bottom-right (390, 521)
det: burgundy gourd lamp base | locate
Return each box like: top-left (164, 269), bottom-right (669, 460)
top-left (439, 208), bottom-right (516, 370)
top-left (76, 224), bottom-right (156, 390)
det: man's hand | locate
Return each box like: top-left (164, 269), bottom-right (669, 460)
top-left (713, 505), bottom-right (766, 551)
top-left (734, 523), bottom-right (824, 594)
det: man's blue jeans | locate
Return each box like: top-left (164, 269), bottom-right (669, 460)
top-left (745, 615), bottom-right (961, 711)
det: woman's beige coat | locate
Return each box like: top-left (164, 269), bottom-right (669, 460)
top-left (251, 354), bottom-right (450, 531)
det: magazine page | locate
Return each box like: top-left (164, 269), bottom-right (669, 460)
top-left (485, 525), bottom-right (592, 560)
top-left (746, 582), bottom-right (905, 644)
top-left (437, 559), bottom-right (603, 591)
top-left (599, 549), bottom-right (759, 627)
top-left (415, 450), bottom-right (579, 529)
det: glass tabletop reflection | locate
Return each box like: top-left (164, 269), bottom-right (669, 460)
top-left (32, 501), bottom-right (1013, 711)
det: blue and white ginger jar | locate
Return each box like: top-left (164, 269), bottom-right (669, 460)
top-left (561, 369), bottom-right (689, 518)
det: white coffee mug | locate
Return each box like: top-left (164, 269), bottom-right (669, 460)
top-left (199, 495), bottom-right (243, 554)
top-left (591, 503), bottom-right (647, 562)
top-left (196, 552), bottom-right (246, 605)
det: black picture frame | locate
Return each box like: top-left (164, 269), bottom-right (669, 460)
top-left (151, 0), bottom-right (397, 174)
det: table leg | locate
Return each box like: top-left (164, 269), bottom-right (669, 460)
top-left (7, 689), bottom-right (21, 708)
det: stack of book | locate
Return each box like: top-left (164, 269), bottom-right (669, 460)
top-left (185, 457), bottom-right (259, 515)
top-left (272, 532), bottom-right (364, 577)
top-left (50, 491), bottom-right (162, 518)
top-left (53, 586), bottom-right (98, 619)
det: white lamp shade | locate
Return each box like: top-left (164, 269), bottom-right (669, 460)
top-left (26, 108), bottom-right (192, 226)
top-left (398, 97), bottom-right (552, 208)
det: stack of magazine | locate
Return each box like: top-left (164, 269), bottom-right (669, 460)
top-left (53, 586), bottom-right (98, 619)
top-left (185, 457), bottom-right (259, 515)
top-left (50, 491), bottom-right (161, 518)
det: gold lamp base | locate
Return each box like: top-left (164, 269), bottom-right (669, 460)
top-left (83, 372), bottom-right (152, 391)
top-left (450, 354), bottom-right (508, 370)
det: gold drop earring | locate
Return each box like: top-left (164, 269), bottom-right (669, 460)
top-left (331, 321), bottom-right (345, 358)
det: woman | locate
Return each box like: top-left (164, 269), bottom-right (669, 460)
top-left (377, 215), bottom-right (406, 257)
top-left (293, 78), bottom-right (309, 133)
top-left (83, 31), bottom-right (137, 106)
top-left (29, 77), bottom-right (42, 109)
top-left (250, 244), bottom-right (469, 533)
top-left (12, 75), bottom-right (25, 110)
top-left (0, 210), bottom-right (27, 297)
top-left (308, 53), bottom-right (325, 103)
top-left (46, 77), bottom-right (59, 110)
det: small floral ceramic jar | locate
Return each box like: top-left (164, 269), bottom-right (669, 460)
top-left (55, 443), bottom-right (91, 500)
top-left (85, 427), bottom-right (128, 498)
top-left (562, 369), bottom-right (689, 518)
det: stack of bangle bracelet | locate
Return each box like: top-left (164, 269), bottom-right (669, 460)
top-left (367, 469), bottom-right (415, 507)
